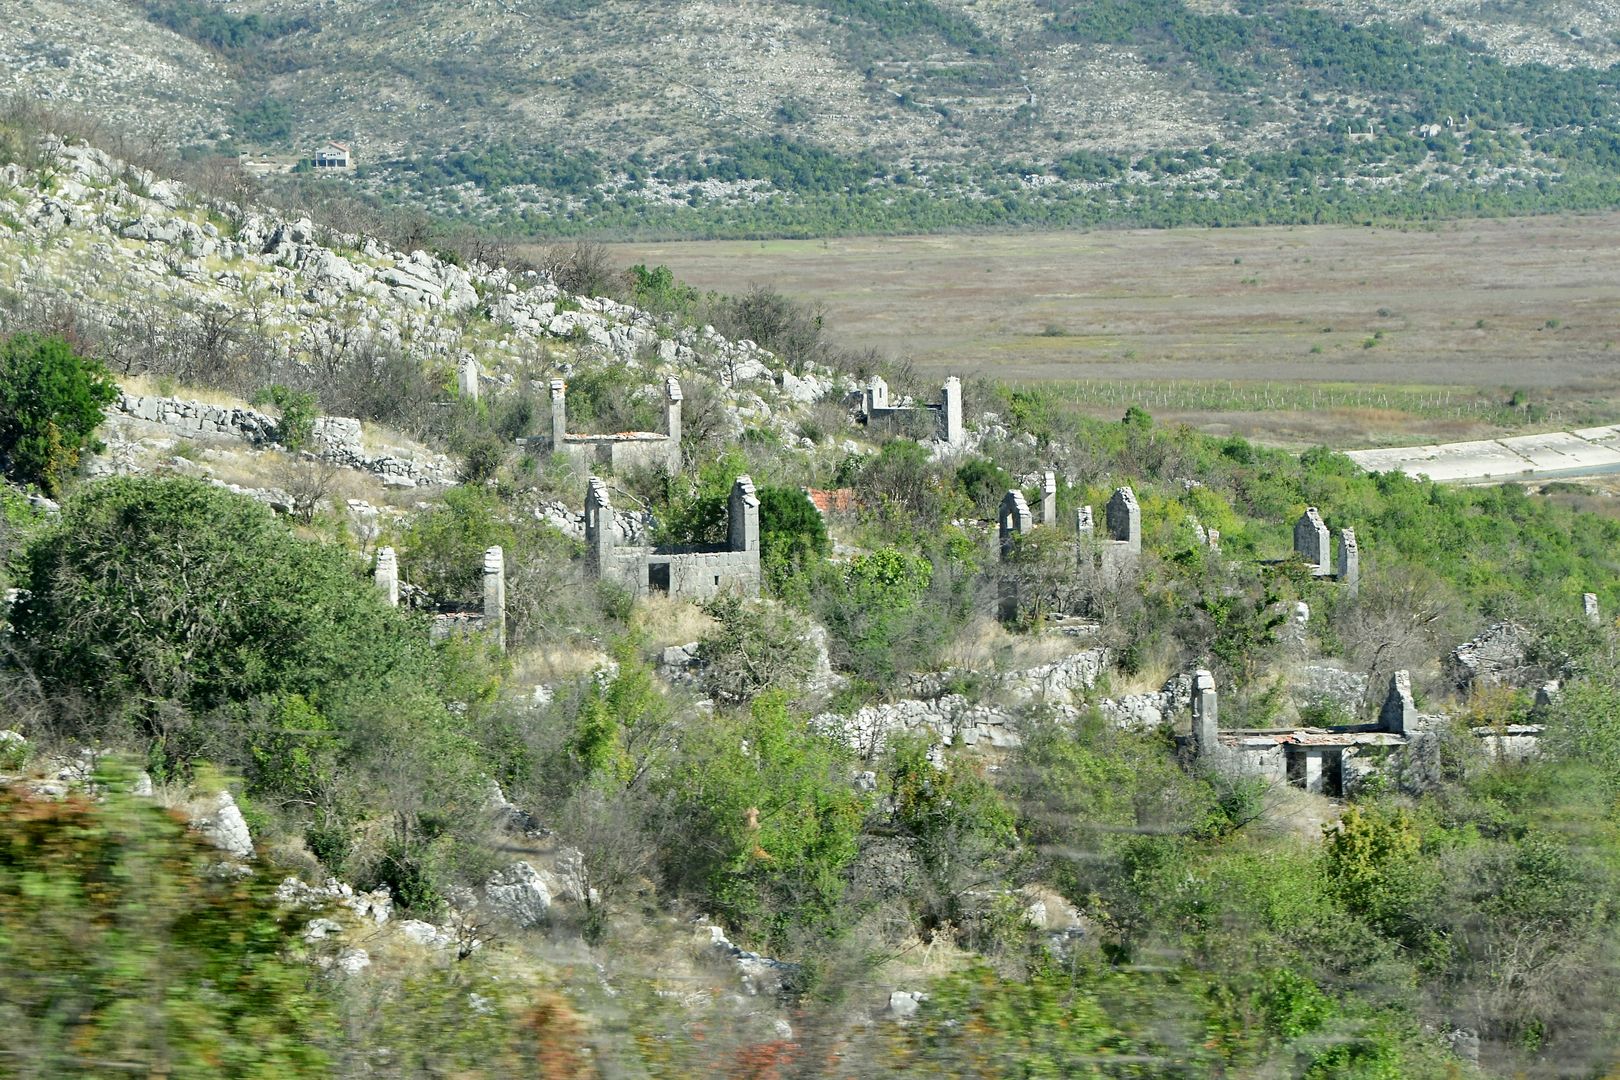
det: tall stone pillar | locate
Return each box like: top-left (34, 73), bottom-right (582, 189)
top-left (1380, 670), bottom-right (1417, 737)
top-left (375, 546), bottom-right (400, 607)
top-left (1076, 505), bottom-right (1094, 535)
top-left (1584, 592), bottom-right (1601, 627)
top-left (1294, 507), bottom-right (1330, 576)
top-left (1041, 471), bottom-right (1058, 528)
top-left (585, 477), bottom-right (614, 575)
top-left (665, 376), bottom-right (683, 444)
top-left (728, 475), bottom-right (760, 554)
top-left (1337, 528), bottom-right (1360, 597)
top-left (457, 357), bottom-right (480, 402)
top-left (549, 379), bottom-right (567, 451)
top-left (941, 376), bottom-right (964, 447)
top-left (1192, 669), bottom-right (1219, 757)
top-left (483, 546), bottom-right (506, 652)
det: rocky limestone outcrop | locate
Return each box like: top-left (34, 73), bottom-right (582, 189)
top-left (187, 790), bottom-right (253, 859)
top-left (481, 862), bottom-right (554, 927)
top-left (0, 137), bottom-right (847, 456)
top-left (815, 647), bottom-right (1113, 756)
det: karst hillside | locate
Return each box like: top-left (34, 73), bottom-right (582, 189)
top-left (8, 0), bottom-right (1620, 235)
top-left (4, 6), bottom-right (1620, 1077)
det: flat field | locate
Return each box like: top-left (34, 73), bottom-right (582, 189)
top-left (607, 213), bottom-right (1620, 445)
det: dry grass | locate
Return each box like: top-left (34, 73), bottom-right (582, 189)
top-left (509, 643), bottom-right (612, 688)
top-left (610, 212), bottom-right (1620, 445)
top-left (120, 374), bottom-right (249, 410)
top-left (629, 595), bottom-right (717, 651)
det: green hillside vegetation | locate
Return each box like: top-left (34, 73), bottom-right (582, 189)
top-left (10, 0), bottom-right (1604, 238)
top-left (4, 310), bottom-right (1620, 1073)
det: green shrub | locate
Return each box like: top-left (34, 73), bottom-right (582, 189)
top-left (252, 384), bottom-right (318, 451)
top-left (0, 333), bottom-right (119, 496)
top-left (0, 773), bottom-right (334, 1074)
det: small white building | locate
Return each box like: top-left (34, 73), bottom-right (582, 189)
top-left (311, 141), bottom-right (353, 170)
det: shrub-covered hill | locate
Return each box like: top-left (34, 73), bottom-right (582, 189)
top-left (4, 137), bottom-right (1620, 1077)
top-left (7, 0), bottom-right (1620, 235)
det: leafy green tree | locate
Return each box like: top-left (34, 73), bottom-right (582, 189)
top-left (12, 477), bottom-right (425, 728)
top-left (886, 735), bottom-right (1020, 941)
top-left (0, 333), bottom-right (119, 495)
top-left (663, 691), bottom-right (867, 947)
top-left (955, 456), bottom-right (1013, 517)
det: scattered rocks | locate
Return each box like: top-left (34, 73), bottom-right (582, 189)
top-left (275, 876), bottom-right (393, 925)
top-left (888, 990), bottom-right (927, 1018)
top-left (705, 923), bottom-right (797, 997)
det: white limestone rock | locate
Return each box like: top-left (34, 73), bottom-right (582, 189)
top-left (190, 790), bottom-right (253, 859)
top-left (482, 861), bottom-right (553, 927)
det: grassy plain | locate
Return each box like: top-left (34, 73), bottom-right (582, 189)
top-left (607, 213), bottom-right (1620, 446)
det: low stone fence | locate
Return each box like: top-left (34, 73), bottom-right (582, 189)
top-left (112, 392), bottom-right (454, 487)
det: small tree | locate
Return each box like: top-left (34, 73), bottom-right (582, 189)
top-left (252, 384), bottom-right (318, 451)
top-left (0, 333), bottom-right (119, 495)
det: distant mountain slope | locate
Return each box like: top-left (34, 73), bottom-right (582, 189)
top-left (5, 0), bottom-right (1620, 236)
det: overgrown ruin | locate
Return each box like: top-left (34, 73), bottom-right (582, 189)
top-left (542, 375), bottom-right (683, 474)
top-left (860, 375), bottom-right (964, 447)
top-left (586, 475), bottom-right (761, 600)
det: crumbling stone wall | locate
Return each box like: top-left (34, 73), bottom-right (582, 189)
top-left (542, 376), bottom-right (683, 474)
top-left (112, 392), bottom-right (453, 487)
top-left (586, 475), bottom-right (760, 600)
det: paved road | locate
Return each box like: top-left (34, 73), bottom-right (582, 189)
top-left (1345, 426), bottom-right (1620, 483)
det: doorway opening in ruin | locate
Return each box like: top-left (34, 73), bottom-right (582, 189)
top-left (649, 563), bottom-right (670, 594)
top-left (1324, 752), bottom-right (1344, 797)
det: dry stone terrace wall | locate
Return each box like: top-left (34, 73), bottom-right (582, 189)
top-left (109, 392), bottom-right (455, 487)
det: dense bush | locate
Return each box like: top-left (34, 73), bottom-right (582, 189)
top-left (0, 333), bottom-right (119, 495)
top-left (0, 771), bottom-right (334, 1076)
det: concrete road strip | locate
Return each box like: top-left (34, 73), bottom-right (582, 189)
top-left (1344, 428), bottom-right (1620, 483)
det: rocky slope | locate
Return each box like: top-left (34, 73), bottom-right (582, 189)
top-left (6, 1), bottom-right (1620, 233)
top-left (0, 136), bottom-right (847, 452)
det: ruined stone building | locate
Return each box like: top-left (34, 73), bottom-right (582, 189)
top-left (1181, 668), bottom-right (1540, 797)
top-left (538, 376), bottom-right (683, 473)
top-left (860, 375), bottom-right (964, 447)
top-left (586, 475), bottom-right (761, 600)
top-left (375, 544), bottom-right (506, 651)
top-left (1293, 508), bottom-right (1359, 595)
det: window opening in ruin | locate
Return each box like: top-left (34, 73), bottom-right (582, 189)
top-left (649, 564), bottom-right (671, 594)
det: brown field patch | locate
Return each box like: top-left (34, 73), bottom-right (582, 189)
top-left (602, 213), bottom-right (1620, 445)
